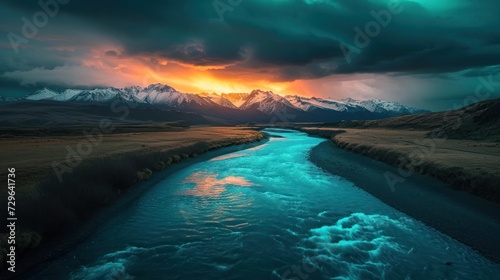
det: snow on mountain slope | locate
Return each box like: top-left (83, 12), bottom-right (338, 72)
top-left (26, 84), bottom-right (219, 108)
top-left (221, 93), bottom-right (249, 108)
top-left (27, 88), bottom-right (123, 102)
top-left (239, 90), bottom-right (296, 114)
top-left (285, 96), bottom-right (366, 112)
top-left (65, 88), bottom-right (122, 102)
top-left (340, 98), bottom-right (427, 114)
top-left (134, 84), bottom-right (218, 107)
top-left (53, 89), bottom-right (85, 101)
top-left (23, 84), bottom-right (428, 116)
top-left (284, 95), bottom-right (428, 114)
top-left (199, 93), bottom-right (237, 108)
top-left (134, 84), bottom-right (181, 104)
top-left (26, 88), bottom-right (61, 100)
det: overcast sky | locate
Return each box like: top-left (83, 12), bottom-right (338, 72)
top-left (1, 0), bottom-right (499, 111)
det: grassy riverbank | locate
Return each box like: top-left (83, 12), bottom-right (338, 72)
top-left (302, 127), bottom-right (500, 203)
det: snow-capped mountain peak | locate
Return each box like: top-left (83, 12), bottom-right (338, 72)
top-left (143, 83), bottom-right (176, 93)
top-left (198, 92), bottom-right (237, 109)
top-left (285, 95), bottom-right (365, 112)
top-left (338, 98), bottom-right (427, 114)
top-left (27, 88), bottom-right (60, 101)
top-left (239, 90), bottom-right (295, 114)
top-left (20, 84), bottom-right (428, 117)
top-left (24, 84), bottom-right (221, 108)
top-left (221, 93), bottom-right (249, 108)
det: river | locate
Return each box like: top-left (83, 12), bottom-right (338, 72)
top-left (27, 129), bottom-right (500, 279)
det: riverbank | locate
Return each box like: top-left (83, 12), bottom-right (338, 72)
top-left (308, 139), bottom-right (500, 263)
top-left (0, 126), bottom-right (265, 277)
top-left (302, 128), bottom-right (500, 203)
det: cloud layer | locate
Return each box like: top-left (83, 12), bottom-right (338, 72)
top-left (1, 0), bottom-right (499, 110)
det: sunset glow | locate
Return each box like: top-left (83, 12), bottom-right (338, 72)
top-left (1, 0), bottom-right (499, 110)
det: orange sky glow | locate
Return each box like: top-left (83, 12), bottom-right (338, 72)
top-left (89, 47), bottom-right (337, 97)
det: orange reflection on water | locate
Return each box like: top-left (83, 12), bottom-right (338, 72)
top-left (181, 171), bottom-right (253, 197)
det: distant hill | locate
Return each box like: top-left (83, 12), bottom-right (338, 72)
top-left (0, 100), bottom-right (210, 128)
top-left (323, 98), bottom-right (500, 142)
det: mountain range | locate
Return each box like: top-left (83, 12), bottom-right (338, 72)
top-left (1, 84), bottom-right (429, 124)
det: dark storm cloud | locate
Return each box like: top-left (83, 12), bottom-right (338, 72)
top-left (1, 0), bottom-right (500, 81)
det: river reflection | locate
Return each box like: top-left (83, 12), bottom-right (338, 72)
top-left (180, 171), bottom-right (254, 197)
